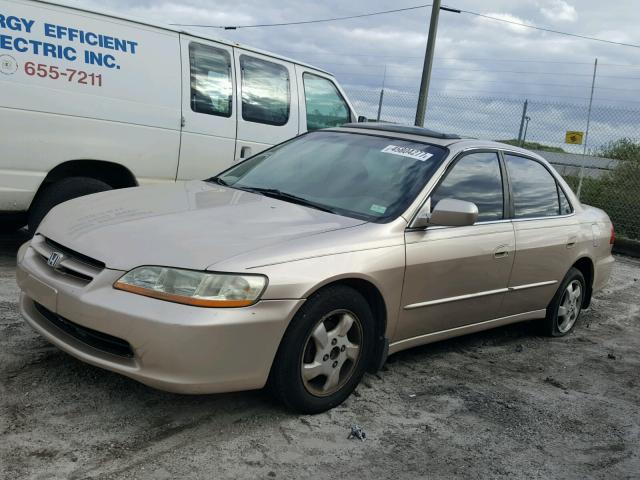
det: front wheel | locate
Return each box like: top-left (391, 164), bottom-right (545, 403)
top-left (270, 285), bottom-right (375, 414)
top-left (542, 267), bottom-right (585, 337)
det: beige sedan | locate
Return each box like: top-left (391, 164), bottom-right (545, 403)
top-left (16, 124), bottom-right (615, 413)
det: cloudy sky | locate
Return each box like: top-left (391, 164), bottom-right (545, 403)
top-left (70, 0), bottom-right (640, 149)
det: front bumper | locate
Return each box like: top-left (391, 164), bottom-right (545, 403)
top-left (16, 240), bottom-right (303, 394)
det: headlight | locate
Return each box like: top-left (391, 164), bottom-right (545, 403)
top-left (114, 266), bottom-right (267, 307)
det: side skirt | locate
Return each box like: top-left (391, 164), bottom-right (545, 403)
top-left (388, 309), bottom-right (546, 355)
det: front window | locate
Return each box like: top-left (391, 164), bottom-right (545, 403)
top-left (431, 152), bottom-right (504, 222)
top-left (215, 131), bottom-right (448, 222)
top-left (303, 73), bottom-right (350, 130)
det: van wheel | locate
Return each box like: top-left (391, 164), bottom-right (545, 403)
top-left (270, 285), bottom-right (375, 414)
top-left (542, 267), bottom-right (586, 337)
top-left (28, 177), bottom-right (112, 233)
top-left (0, 213), bottom-right (27, 233)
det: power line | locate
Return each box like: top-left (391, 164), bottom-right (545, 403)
top-left (334, 72), bottom-right (640, 92)
top-left (170, 3), bottom-right (640, 49)
top-left (458, 9), bottom-right (640, 49)
top-left (327, 65), bottom-right (640, 80)
top-left (277, 51), bottom-right (640, 67)
top-left (169, 4), bottom-right (431, 29)
top-left (374, 86), bottom-right (640, 103)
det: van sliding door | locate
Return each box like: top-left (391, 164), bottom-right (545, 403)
top-left (233, 49), bottom-right (299, 161)
top-left (177, 35), bottom-right (237, 179)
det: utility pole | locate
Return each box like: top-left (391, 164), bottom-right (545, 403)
top-left (414, 3), bottom-right (460, 126)
top-left (517, 99), bottom-right (528, 146)
top-left (576, 58), bottom-right (598, 199)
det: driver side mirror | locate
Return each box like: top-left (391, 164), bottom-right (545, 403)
top-left (411, 198), bottom-right (479, 228)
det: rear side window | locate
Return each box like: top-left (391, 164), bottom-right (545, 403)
top-left (431, 152), bottom-right (504, 222)
top-left (240, 56), bottom-right (290, 126)
top-left (189, 43), bottom-right (232, 117)
top-left (303, 73), bottom-right (350, 130)
top-left (505, 154), bottom-right (560, 218)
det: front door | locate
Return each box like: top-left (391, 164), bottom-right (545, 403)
top-left (395, 151), bottom-right (515, 343)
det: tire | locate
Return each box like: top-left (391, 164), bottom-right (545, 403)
top-left (542, 267), bottom-right (586, 337)
top-left (270, 285), bottom-right (375, 414)
top-left (28, 177), bottom-right (112, 233)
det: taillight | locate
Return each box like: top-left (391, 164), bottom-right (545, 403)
top-left (610, 225), bottom-right (615, 245)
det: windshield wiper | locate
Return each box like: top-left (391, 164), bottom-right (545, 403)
top-left (241, 187), bottom-right (337, 214)
top-left (206, 176), bottom-right (229, 186)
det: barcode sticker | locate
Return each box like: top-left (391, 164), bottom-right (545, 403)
top-left (381, 145), bottom-right (434, 161)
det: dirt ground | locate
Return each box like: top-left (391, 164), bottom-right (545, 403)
top-left (1, 229), bottom-right (638, 479)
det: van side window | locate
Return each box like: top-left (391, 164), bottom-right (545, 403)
top-left (189, 43), bottom-right (232, 117)
top-left (240, 56), bottom-right (290, 126)
top-left (505, 154), bottom-right (560, 218)
top-left (431, 152), bottom-right (504, 222)
top-left (303, 73), bottom-right (350, 130)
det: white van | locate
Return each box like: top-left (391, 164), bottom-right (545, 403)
top-left (0, 0), bottom-right (357, 231)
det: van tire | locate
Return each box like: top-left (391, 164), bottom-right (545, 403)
top-left (28, 177), bottom-right (112, 233)
top-left (0, 213), bottom-right (27, 233)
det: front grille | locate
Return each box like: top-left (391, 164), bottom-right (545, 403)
top-left (30, 235), bottom-right (104, 283)
top-left (45, 237), bottom-right (105, 270)
top-left (34, 302), bottom-right (134, 358)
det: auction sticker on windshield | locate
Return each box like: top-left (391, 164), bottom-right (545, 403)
top-left (381, 145), bottom-right (434, 161)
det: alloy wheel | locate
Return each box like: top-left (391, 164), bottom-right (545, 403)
top-left (300, 309), bottom-right (363, 397)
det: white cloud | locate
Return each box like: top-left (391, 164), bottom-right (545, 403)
top-left (473, 12), bottom-right (535, 34)
top-left (539, 0), bottom-right (578, 22)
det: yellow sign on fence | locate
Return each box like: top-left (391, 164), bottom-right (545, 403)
top-left (565, 131), bottom-right (584, 144)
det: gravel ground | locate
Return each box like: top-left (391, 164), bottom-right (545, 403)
top-left (1, 230), bottom-right (639, 479)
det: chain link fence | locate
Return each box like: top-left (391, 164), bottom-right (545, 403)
top-left (345, 86), bottom-right (640, 241)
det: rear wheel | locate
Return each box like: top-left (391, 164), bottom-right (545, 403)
top-left (542, 267), bottom-right (585, 337)
top-left (28, 177), bottom-right (112, 233)
top-left (270, 285), bottom-right (375, 413)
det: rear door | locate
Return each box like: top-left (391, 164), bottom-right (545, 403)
top-left (499, 153), bottom-right (580, 316)
top-left (233, 50), bottom-right (298, 161)
top-left (396, 151), bottom-right (516, 343)
top-left (178, 36), bottom-right (237, 179)
top-left (295, 67), bottom-right (353, 132)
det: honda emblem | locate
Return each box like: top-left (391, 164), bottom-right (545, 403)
top-left (47, 252), bottom-right (63, 268)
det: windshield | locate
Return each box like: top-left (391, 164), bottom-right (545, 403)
top-left (215, 131), bottom-right (448, 222)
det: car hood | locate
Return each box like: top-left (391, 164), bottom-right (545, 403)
top-left (37, 181), bottom-right (366, 271)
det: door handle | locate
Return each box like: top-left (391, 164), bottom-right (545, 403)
top-left (493, 245), bottom-right (510, 258)
top-left (240, 146), bottom-right (252, 159)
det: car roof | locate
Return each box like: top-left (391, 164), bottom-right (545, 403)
top-left (33, 0), bottom-right (333, 76)
top-left (331, 124), bottom-right (546, 157)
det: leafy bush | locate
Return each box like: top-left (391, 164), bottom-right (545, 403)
top-left (567, 138), bottom-right (640, 239)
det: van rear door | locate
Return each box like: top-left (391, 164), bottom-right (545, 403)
top-left (233, 49), bottom-right (299, 161)
top-left (177, 35), bottom-right (237, 179)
